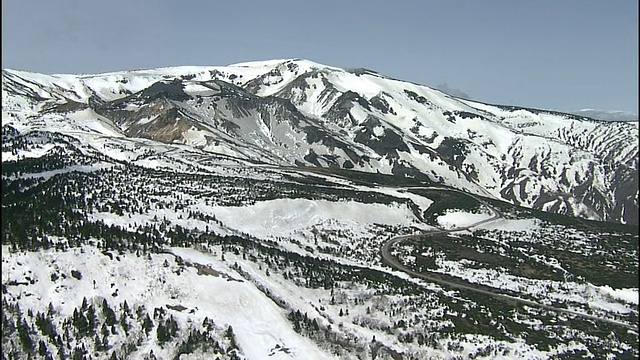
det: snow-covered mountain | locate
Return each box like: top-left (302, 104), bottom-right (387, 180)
top-left (2, 59), bottom-right (639, 359)
top-left (3, 58), bottom-right (637, 225)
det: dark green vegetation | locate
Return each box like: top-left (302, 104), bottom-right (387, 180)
top-left (407, 188), bottom-right (485, 224)
top-left (2, 125), bottom-right (638, 359)
top-left (2, 296), bottom-right (241, 360)
top-left (412, 233), bottom-right (567, 282)
top-left (300, 166), bottom-right (436, 188)
top-left (403, 182), bottom-right (638, 306)
top-left (411, 229), bottom-right (638, 289)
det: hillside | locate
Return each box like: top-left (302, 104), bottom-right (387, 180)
top-left (3, 59), bottom-right (637, 224)
top-left (2, 59), bottom-right (638, 359)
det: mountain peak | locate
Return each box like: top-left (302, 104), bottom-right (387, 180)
top-left (2, 59), bottom-right (638, 224)
top-left (2, 58), bottom-right (638, 359)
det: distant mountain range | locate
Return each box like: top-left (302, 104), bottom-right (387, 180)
top-left (565, 109), bottom-right (638, 122)
top-left (2, 59), bottom-right (638, 224)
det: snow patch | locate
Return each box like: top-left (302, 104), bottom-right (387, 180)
top-left (210, 199), bottom-right (416, 238)
top-left (436, 210), bottom-right (494, 230)
top-left (598, 286), bottom-right (639, 305)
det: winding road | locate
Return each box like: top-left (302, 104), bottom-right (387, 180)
top-left (287, 167), bottom-right (637, 331)
top-left (379, 187), bottom-right (637, 331)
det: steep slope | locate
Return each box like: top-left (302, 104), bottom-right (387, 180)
top-left (2, 119), bottom-right (638, 359)
top-left (2, 59), bottom-right (639, 359)
top-left (2, 59), bottom-right (637, 224)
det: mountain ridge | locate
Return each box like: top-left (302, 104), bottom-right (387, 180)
top-left (2, 59), bottom-right (639, 358)
top-left (2, 58), bottom-right (638, 224)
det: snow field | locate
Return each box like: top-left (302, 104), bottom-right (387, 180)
top-left (2, 245), bottom-right (336, 359)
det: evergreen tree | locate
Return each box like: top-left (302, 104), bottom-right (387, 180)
top-left (17, 318), bottom-right (34, 353)
top-left (167, 315), bottom-right (178, 337)
top-left (226, 325), bottom-right (237, 350)
top-left (101, 323), bottom-right (110, 337)
top-left (142, 314), bottom-right (153, 336)
top-left (94, 334), bottom-right (103, 351)
top-left (38, 339), bottom-right (48, 357)
top-left (102, 300), bottom-right (117, 326)
top-left (72, 345), bottom-right (85, 360)
top-left (156, 322), bottom-right (170, 346)
top-left (122, 301), bottom-right (131, 317)
top-left (86, 305), bottom-right (97, 334)
top-left (58, 344), bottom-right (67, 359)
top-left (73, 307), bottom-right (90, 337)
top-left (120, 314), bottom-right (130, 336)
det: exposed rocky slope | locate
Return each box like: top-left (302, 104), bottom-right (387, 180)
top-left (3, 59), bottom-right (637, 224)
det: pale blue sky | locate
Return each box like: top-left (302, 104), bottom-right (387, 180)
top-left (2, 0), bottom-right (638, 113)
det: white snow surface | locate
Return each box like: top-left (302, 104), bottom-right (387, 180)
top-left (2, 245), bottom-right (337, 359)
top-left (475, 218), bottom-right (541, 232)
top-left (3, 58), bottom-right (638, 226)
top-left (2, 58), bottom-right (639, 357)
top-left (210, 198), bottom-right (417, 238)
top-left (436, 210), bottom-right (495, 229)
top-left (599, 286), bottom-right (639, 305)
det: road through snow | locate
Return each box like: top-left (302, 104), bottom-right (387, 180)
top-left (379, 187), bottom-right (637, 331)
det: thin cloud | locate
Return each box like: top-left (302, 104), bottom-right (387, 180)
top-left (434, 83), bottom-right (470, 99)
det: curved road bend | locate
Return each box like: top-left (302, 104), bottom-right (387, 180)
top-left (380, 187), bottom-right (637, 331)
top-left (277, 167), bottom-right (636, 330)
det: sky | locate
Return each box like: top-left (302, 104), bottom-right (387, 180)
top-left (2, 0), bottom-right (638, 114)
